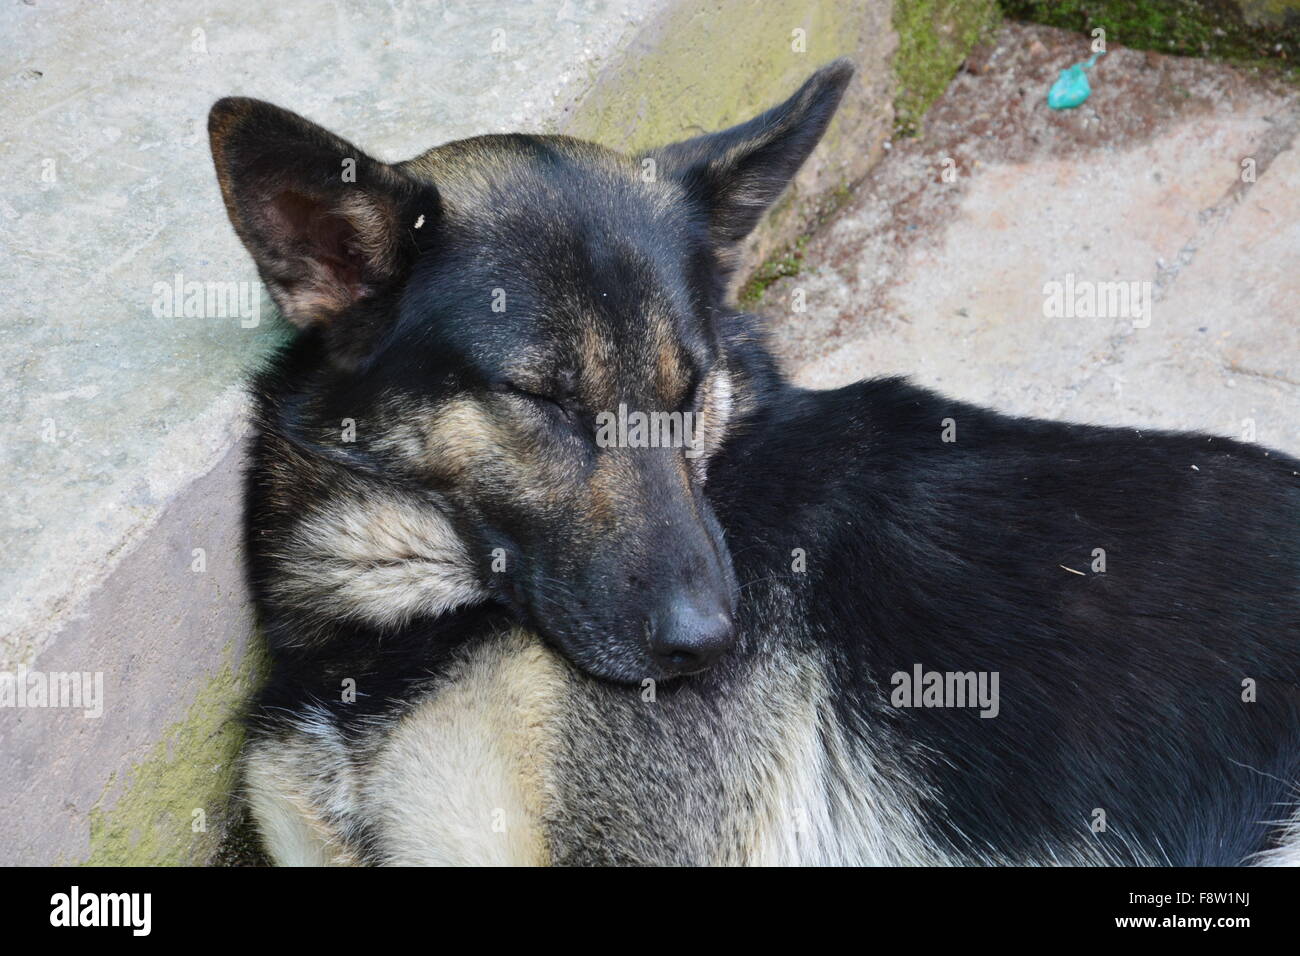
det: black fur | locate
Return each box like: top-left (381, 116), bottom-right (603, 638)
top-left (707, 369), bottom-right (1300, 863)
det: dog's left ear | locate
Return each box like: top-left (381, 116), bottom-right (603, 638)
top-left (650, 59), bottom-right (854, 252)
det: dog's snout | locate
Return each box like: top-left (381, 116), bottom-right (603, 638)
top-left (648, 591), bottom-right (736, 675)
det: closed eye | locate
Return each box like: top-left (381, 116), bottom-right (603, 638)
top-left (498, 382), bottom-right (579, 424)
top-left (508, 384), bottom-right (557, 405)
top-left (488, 379), bottom-right (552, 402)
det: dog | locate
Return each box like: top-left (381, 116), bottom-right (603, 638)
top-left (209, 60), bottom-right (1300, 865)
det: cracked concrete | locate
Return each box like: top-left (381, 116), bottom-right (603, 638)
top-left (762, 23), bottom-right (1299, 458)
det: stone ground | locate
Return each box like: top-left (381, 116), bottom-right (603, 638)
top-left (761, 22), bottom-right (1299, 459)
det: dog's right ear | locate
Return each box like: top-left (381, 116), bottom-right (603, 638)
top-left (208, 98), bottom-right (433, 345)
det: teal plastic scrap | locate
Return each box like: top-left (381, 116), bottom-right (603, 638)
top-left (1047, 51), bottom-right (1106, 110)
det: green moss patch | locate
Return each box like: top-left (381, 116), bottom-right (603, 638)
top-left (1001, 0), bottom-right (1300, 76)
top-left (81, 639), bottom-right (268, 865)
top-left (894, 0), bottom-right (1002, 135)
top-left (738, 236), bottom-right (812, 307)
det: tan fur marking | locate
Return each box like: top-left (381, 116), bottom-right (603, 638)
top-left (654, 337), bottom-right (688, 402)
top-left (243, 716), bottom-right (365, 866)
top-left (689, 367), bottom-right (733, 482)
top-left (585, 449), bottom-right (640, 529)
top-left (268, 486), bottom-right (484, 636)
top-left (363, 630), bottom-right (566, 865)
top-left (730, 661), bottom-right (940, 866)
top-left (420, 397), bottom-right (504, 477)
top-left (577, 324), bottom-right (616, 410)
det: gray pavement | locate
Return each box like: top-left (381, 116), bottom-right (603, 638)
top-left (762, 23), bottom-right (1299, 459)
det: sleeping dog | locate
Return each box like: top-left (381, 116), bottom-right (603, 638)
top-left (209, 61), bottom-right (1300, 865)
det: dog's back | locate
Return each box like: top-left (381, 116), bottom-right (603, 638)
top-left (707, 375), bottom-right (1300, 865)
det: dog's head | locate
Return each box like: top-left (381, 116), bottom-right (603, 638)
top-left (212, 62), bottom-right (852, 683)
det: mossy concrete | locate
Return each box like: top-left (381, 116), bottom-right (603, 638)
top-left (83, 639), bottom-right (266, 866)
top-left (731, 0), bottom-right (1001, 303)
top-left (894, 0), bottom-right (1001, 135)
top-left (756, 21), bottom-right (1300, 461)
top-left (0, 434), bottom-right (261, 866)
top-left (1002, 0), bottom-right (1300, 76)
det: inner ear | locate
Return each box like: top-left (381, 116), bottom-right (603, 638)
top-left (267, 191), bottom-right (368, 310)
top-left (208, 96), bottom-right (434, 338)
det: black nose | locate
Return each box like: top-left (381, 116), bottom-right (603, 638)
top-left (648, 592), bottom-right (736, 675)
